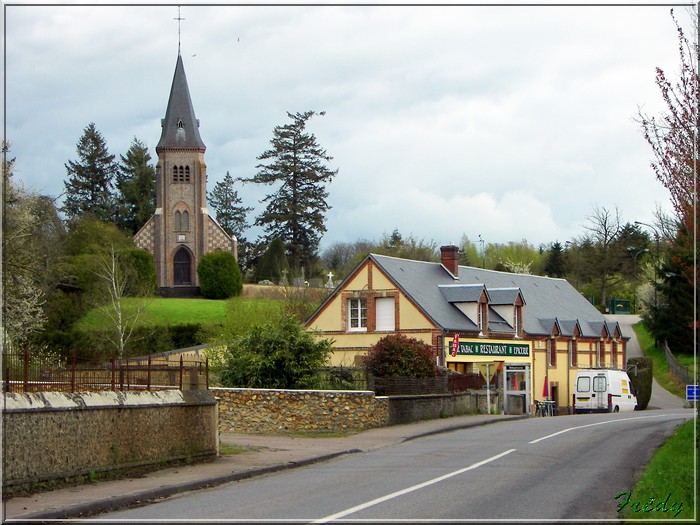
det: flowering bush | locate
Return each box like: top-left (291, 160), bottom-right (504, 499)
top-left (363, 334), bottom-right (436, 378)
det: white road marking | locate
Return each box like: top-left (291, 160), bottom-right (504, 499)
top-left (528, 413), bottom-right (681, 444)
top-left (311, 448), bottom-right (517, 523)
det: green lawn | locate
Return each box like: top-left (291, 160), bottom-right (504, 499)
top-left (617, 419), bottom-right (695, 520)
top-left (76, 298), bottom-right (230, 329)
top-left (77, 296), bottom-right (285, 332)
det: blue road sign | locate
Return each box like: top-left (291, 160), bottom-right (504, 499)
top-left (686, 385), bottom-right (698, 402)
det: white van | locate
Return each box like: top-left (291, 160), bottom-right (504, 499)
top-left (574, 369), bottom-right (638, 413)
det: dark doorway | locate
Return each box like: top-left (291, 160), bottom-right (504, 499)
top-left (174, 247), bottom-right (192, 285)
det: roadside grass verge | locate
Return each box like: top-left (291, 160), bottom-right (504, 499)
top-left (219, 444), bottom-right (256, 455)
top-left (631, 322), bottom-right (687, 399)
top-left (617, 419), bottom-right (696, 520)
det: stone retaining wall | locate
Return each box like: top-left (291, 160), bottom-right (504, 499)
top-left (2, 390), bottom-right (218, 495)
top-left (212, 388), bottom-right (389, 433)
top-left (212, 388), bottom-right (496, 433)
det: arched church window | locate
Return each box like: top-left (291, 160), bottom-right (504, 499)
top-left (177, 119), bottom-right (184, 129)
top-left (178, 166), bottom-right (185, 182)
top-left (174, 210), bottom-right (189, 231)
top-left (184, 166), bottom-right (190, 182)
top-left (172, 166), bottom-right (178, 183)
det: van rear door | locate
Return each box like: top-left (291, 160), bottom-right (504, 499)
top-left (593, 374), bottom-right (607, 411)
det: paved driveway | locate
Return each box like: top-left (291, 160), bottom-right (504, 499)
top-left (606, 314), bottom-right (686, 409)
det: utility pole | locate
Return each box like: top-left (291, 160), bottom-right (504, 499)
top-left (627, 246), bottom-right (649, 314)
top-left (478, 234), bottom-right (485, 269)
top-left (634, 221), bottom-right (660, 311)
top-left (634, 221), bottom-right (660, 347)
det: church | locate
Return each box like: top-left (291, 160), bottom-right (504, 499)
top-left (134, 52), bottom-right (237, 296)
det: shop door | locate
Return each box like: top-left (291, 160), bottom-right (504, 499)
top-left (504, 364), bottom-right (530, 414)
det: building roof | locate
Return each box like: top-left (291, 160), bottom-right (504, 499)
top-left (157, 54), bottom-right (206, 151)
top-left (367, 253), bottom-right (624, 339)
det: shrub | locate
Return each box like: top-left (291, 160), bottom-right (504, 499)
top-left (197, 251), bottom-right (243, 299)
top-left (120, 248), bottom-right (157, 296)
top-left (219, 314), bottom-right (334, 389)
top-left (363, 334), bottom-right (437, 378)
top-left (627, 356), bottom-right (653, 410)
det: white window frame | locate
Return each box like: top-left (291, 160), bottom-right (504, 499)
top-left (348, 298), bottom-right (367, 332)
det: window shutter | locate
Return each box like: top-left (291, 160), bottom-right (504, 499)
top-left (375, 297), bottom-right (395, 331)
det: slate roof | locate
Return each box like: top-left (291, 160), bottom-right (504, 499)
top-left (157, 54), bottom-right (206, 151)
top-left (367, 254), bottom-right (624, 339)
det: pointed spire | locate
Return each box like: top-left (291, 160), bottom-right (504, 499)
top-left (157, 54), bottom-right (205, 151)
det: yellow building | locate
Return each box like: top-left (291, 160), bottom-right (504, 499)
top-left (305, 245), bottom-right (628, 414)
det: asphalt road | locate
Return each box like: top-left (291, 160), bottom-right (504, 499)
top-left (99, 408), bottom-right (691, 522)
top-left (606, 314), bottom-right (687, 410)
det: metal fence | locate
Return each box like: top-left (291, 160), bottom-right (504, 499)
top-left (369, 372), bottom-right (484, 396)
top-left (662, 341), bottom-right (693, 386)
top-left (2, 349), bottom-right (209, 394)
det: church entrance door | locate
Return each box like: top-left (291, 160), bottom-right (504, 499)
top-left (174, 247), bottom-right (192, 285)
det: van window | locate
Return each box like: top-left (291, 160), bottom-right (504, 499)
top-left (593, 376), bottom-right (607, 392)
top-left (577, 376), bottom-right (590, 392)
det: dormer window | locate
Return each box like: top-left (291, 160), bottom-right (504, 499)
top-left (177, 119), bottom-right (184, 129)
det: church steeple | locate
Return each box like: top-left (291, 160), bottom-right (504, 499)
top-left (156, 54), bottom-right (206, 151)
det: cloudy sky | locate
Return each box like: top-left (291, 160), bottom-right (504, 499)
top-left (4, 1), bottom-right (694, 252)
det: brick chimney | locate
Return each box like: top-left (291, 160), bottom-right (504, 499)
top-left (440, 244), bottom-right (459, 278)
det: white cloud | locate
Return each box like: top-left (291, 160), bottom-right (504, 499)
top-left (4, 2), bottom-right (686, 253)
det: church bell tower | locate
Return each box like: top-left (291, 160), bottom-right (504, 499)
top-left (134, 52), bottom-right (236, 296)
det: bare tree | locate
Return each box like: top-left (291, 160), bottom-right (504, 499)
top-left (93, 246), bottom-right (150, 360)
top-left (583, 204), bottom-right (623, 309)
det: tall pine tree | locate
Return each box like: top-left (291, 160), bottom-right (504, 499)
top-left (544, 241), bottom-right (566, 278)
top-left (115, 137), bottom-right (156, 234)
top-left (209, 171), bottom-right (252, 239)
top-left (241, 111), bottom-right (337, 274)
top-left (62, 123), bottom-right (118, 222)
top-left (209, 171), bottom-right (254, 273)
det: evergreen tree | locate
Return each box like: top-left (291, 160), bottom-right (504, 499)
top-left (115, 137), bottom-right (156, 234)
top-left (543, 241), bottom-right (566, 278)
top-left (255, 237), bottom-right (289, 284)
top-left (241, 111), bottom-right (337, 273)
top-left (62, 123), bottom-right (118, 222)
top-left (209, 171), bottom-right (252, 239)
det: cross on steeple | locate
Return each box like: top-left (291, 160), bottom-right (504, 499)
top-left (174, 6), bottom-right (185, 54)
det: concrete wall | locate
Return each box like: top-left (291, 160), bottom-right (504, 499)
top-left (386, 391), bottom-right (495, 425)
top-left (2, 390), bottom-right (218, 495)
top-left (213, 387), bottom-right (496, 433)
